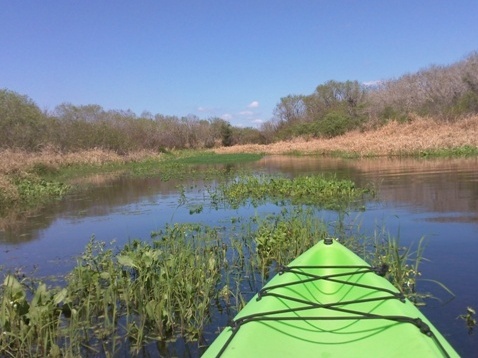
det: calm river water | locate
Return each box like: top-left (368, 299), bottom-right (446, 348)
top-left (1, 156), bottom-right (477, 357)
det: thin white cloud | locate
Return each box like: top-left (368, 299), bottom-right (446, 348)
top-left (362, 80), bottom-right (382, 87)
top-left (221, 113), bottom-right (233, 121)
top-left (197, 106), bottom-right (216, 113)
top-left (239, 110), bottom-right (254, 116)
top-left (247, 101), bottom-right (259, 108)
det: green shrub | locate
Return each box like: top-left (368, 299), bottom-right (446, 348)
top-left (0, 89), bottom-right (47, 151)
top-left (315, 111), bottom-right (351, 138)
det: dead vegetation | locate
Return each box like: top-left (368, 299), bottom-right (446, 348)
top-left (214, 115), bottom-right (478, 156)
top-left (0, 149), bottom-right (159, 176)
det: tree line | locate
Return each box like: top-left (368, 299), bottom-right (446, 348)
top-left (264, 52), bottom-right (478, 141)
top-left (1, 52), bottom-right (477, 153)
top-left (0, 94), bottom-right (265, 153)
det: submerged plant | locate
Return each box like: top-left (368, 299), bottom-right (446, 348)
top-left (458, 306), bottom-right (476, 334)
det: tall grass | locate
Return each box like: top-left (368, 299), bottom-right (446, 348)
top-left (214, 115), bottom-right (478, 157)
top-left (0, 149), bottom-right (157, 176)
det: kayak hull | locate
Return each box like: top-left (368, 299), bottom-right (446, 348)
top-left (203, 239), bottom-right (458, 357)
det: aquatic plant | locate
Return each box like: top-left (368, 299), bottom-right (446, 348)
top-left (0, 225), bottom-right (227, 356)
top-left (0, 272), bottom-right (66, 357)
top-left (0, 169), bottom-right (455, 356)
top-left (174, 152), bottom-right (263, 165)
top-left (216, 174), bottom-right (372, 210)
top-left (349, 228), bottom-right (455, 305)
top-left (0, 212), bottom-right (455, 356)
top-left (417, 145), bottom-right (478, 158)
top-left (458, 306), bottom-right (476, 334)
top-left (129, 152), bottom-right (259, 181)
top-left (0, 173), bottom-right (70, 216)
top-left (253, 207), bottom-right (328, 267)
top-left (14, 175), bottom-right (70, 204)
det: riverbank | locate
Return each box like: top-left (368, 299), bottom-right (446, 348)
top-left (0, 149), bottom-right (159, 176)
top-left (0, 150), bottom-right (259, 227)
top-left (0, 149), bottom-right (160, 221)
top-left (214, 116), bottom-right (478, 156)
top-left (1, 116), bottom-right (477, 176)
top-left (1, 115), bottom-right (477, 221)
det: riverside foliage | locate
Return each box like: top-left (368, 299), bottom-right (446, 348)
top-left (0, 152), bottom-right (262, 219)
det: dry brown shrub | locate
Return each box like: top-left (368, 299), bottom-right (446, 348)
top-left (0, 175), bottom-right (19, 203)
top-left (213, 116), bottom-right (478, 156)
top-left (0, 149), bottom-right (160, 175)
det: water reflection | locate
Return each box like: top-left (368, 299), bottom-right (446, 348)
top-left (0, 175), bottom-right (186, 244)
top-left (1, 156), bottom-right (477, 245)
top-left (253, 156), bottom-right (478, 218)
top-left (0, 156), bottom-right (477, 356)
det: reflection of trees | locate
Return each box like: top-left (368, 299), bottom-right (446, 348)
top-left (252, 156), bottom-right (478, 216)
top-left (0, 175), bottom-right (188, 244)
top-left (252, 156), bottom-right (364, 179)
top-left (351, 157), bottom-right (478, 215)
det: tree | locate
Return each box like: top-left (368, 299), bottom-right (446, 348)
top-left (0, 89), bottom-right (46, 150)
top-left (54, 103), bottom-right (105, 122)
top-left (307, 80), bottom-right (366, 118)
top-left (366, 52), bottom-right (478, 120)
top-left (315, 111), bottom-right (350, 138)
top-left (273, 95), bottom-right (306, 124)
top-left (220, 120), bottom-right (233, 147)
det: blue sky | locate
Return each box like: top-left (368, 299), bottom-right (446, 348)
top-left (1, 1), bottom-right (477, 127)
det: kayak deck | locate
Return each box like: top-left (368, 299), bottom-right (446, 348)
top-left (203, 239), bottom-right (458, 357)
